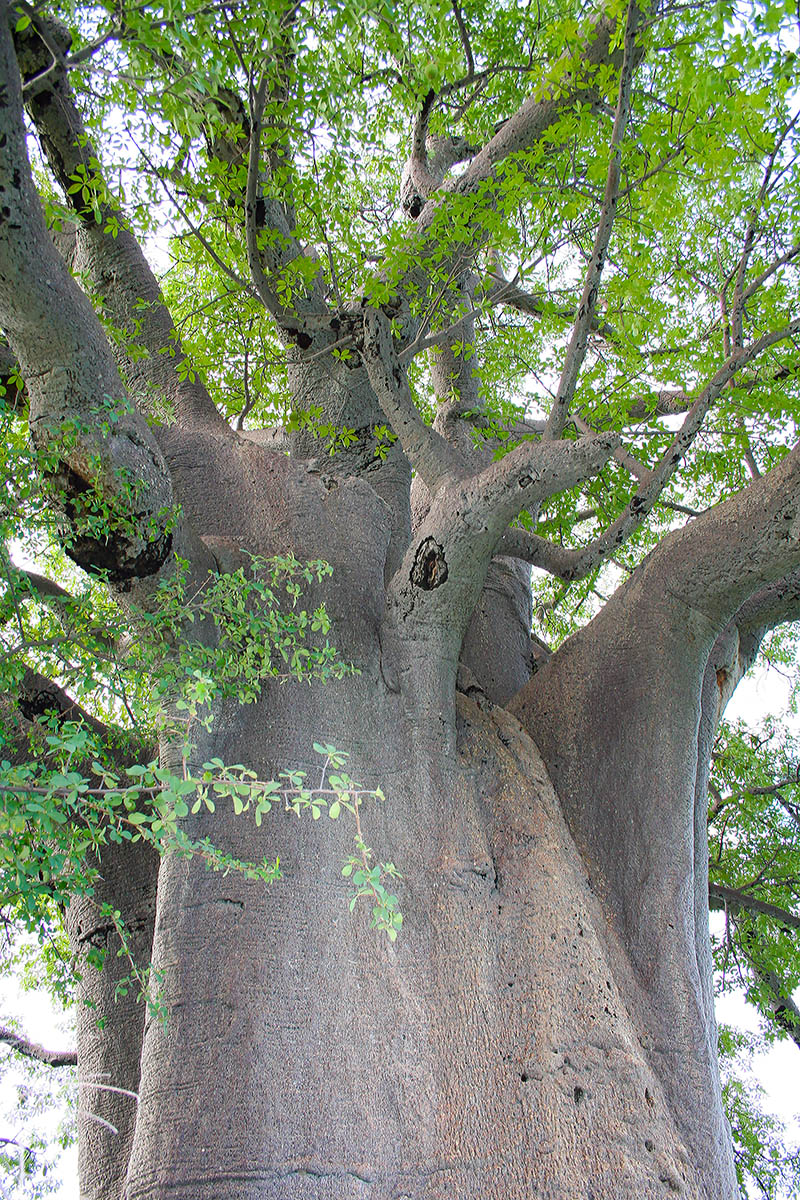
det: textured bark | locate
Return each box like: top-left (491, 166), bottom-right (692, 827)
top-left (4, 4), bottom-right (800, 1197)
top-left (0, 665), bottom-right (157, 1199)
top-left (123, 690), bottom-right (716, 1200)
top-left (66, 839), bottom-right (157, 1200)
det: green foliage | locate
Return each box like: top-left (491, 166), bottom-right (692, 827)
top-left (0, 1042), bottom-right (75, 1199)
top-left (129, 551), bottom-right (353, 729)
top-left (719, 1027), bottom-right (800, 1200)
top-left (3, 0), bottom-right (800, 1190)
top-left (709, 718), bottom-right (800, 1033)
top-left (708, 715), bottom-right (800, 1192)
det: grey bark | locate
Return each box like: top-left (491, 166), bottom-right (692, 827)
top-left (4, 3), bottom-right (800, 1198)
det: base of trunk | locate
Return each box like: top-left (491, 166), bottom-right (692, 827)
top-left (119, 694), bottom-right (736, 1200)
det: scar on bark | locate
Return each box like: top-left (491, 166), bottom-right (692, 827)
top-left (410, 536), bottom-right (448, 590)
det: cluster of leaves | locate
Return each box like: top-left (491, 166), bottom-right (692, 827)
top-left (0, 722), bottom-right (398, 941)
top-left (129, 551), bottom-right (355, 729)
top-left (719, 1027), bottom-right (800, 1200)
top-left (709, 718), bottom-right (800, 1033)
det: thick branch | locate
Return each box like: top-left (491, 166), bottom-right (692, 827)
top-left (433, 12), bottom-right (624, 207)
top-left (0, 16), bottom-right (191, 595)
top-left (0, 554), bottom-right (119, 654)
top-left (361, 307), bottom-right (465, 491)
top-left (14, 18), bottom-right (225, 431)
top-left (729, 114), bottom-right (800, 343)
top-left (0, 1025), bottom-right (76, 1067)
top-left (759, 969), bottom-right (800, 1049)
top-left (0, 337), bottom-right (25, 410)
top-left (0, 664), bottom-right (151, 767)
top-left (389, 6), bottom-right (641, 335)
top-left (389, 432), bottom-right (616, 646)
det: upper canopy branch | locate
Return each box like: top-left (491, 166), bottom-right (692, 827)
top-left (386, 5), bottom-right (644, 343)
top-left (501, 321), bottom-right (800, 582)
top-left (728, 112), bottom-right (800, 348)
top-left (245, 70), bottom-right (328, 331)
top-left (13, 15), bottom-right (226, 432)
top-left (708, 884), bottom-right (800, 933)
top-left (415, 7), bottom-right (636, 228)
top-left (543, 0), bottom-right (642, 442)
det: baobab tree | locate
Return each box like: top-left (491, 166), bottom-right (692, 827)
top-left (0, 0), bottom-right (799, 1197)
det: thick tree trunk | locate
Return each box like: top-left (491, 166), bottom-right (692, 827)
top-left (6, 13), bottom-right (785, 1193)
top-left (120, 680), bottom-right (732, 1199)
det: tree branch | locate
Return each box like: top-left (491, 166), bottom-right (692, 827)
top-left (361, 307), bottom-right (465, 492)
top-left (14, 16), bottom-right (226, 432)
top-left (0, 1025), bottom-right (76, 1067)
top-left (0, 337), bottom-right (26, 411)
top-left (529, 321), bottom-right (800, 583)
top-left (0, 664), bottom-right (152, 767)
top-left (543, 0), bottom-right (642, 441)
top-left (709, 883), bottom-right (800, 932)
top-left (0, 17), bottom-right (183, 594)
top-left (729, 114), bottom-right (800, 344)
top-left (435, 11), bottom-right (625, 205)
top-left (388, 431), bottom-right (616, 649)
top-left (244, 62), bottom-right (327, 330)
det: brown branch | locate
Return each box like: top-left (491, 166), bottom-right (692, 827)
top-left (625, 388), bottom-right (692, 420)
top-left (439, 12), bottom-right (623, 203)
top-left (573, 413), bottom-right (648, 481)
top-left (495, 525), bottom-right (583, 578)
top-left (450, 0), bottom-right (475, 81)
top-left (729, 113), bottom-right (800, 342)
top-left (544, 0), bottom-right (642, 441)
top-left (0, 1025), bottom-right (76, 1067)
top-left (709, 883), bottom-right (800, 931)
top-left (741, 243), bottom-right (800, 305)
top-left (0, 664), bottom-right (152, 765)
top-left (0, 556), bottom-right (119, 654)
top-left (131, 136), bottom-right (253, 297)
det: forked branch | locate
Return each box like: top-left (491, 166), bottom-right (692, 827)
top-left (361, 307), bottom-right (465, 491)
